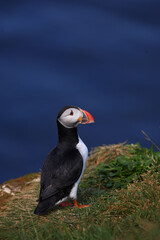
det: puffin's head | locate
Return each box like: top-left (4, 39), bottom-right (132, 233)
top-left (57, 105), bottom-right (94, 128)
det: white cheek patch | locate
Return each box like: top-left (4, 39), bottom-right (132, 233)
top-left (58, 118), bottom-right (78, 128)
top-left (58, 108), bottom-right (81, 128)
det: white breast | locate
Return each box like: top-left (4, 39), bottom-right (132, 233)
top-left (76, 137), bottom-right (88, 166)
top-left (69, 137), bottom-right (88, 199)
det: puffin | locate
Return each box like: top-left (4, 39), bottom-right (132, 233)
top-left (34, 105), bottom-right (94, 215)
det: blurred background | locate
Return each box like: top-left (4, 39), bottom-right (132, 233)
top-left (0, 0), bottom-right (160, 183)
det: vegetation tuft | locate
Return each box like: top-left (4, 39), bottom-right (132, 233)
top-left (82, 143), bottom-right (160, 190)
top-left (0, 143), bottom-right (160, 240)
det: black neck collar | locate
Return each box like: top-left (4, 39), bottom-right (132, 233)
top-left (57, 120), bottom-right (79, 148)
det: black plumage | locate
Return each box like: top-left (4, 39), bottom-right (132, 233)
top-left (34, 117), bottom-right (83, 215)
top-left (34, 105), bottom-right (94, 215)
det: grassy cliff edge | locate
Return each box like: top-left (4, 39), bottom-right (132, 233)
top-left (0, 143), bottom-right (160, 240)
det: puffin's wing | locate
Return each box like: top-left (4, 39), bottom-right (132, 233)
top-left (39, 147), bottom-right (83, 201)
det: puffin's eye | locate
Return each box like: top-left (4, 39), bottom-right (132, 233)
top-left (70, 110), bottom-right (74, 116)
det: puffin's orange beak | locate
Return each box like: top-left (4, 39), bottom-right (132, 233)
top-left (78, 108), bottom-right (95, 124)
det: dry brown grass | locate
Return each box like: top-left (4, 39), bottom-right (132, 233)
top-left (0, 174), bottom-right (40, 226)
top-left (1, 143), bottom-right (160, 240)
top-left (87, 142), bottom-right (130, 167)
top-left (83, 142), bottom-right (132, 184)
top-left (102, 170), bottom-right (160, 223)
top-left (0, 173), bottom-right (40, 209)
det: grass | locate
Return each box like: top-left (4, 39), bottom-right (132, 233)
top-left (0, 143), bottom-right (160, 240)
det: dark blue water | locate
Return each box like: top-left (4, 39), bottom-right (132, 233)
top-left (1, 0), bottom-right (160, 183)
